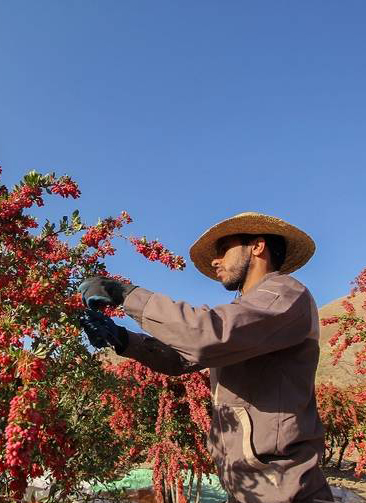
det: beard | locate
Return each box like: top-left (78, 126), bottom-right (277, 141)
top-left (222, 254), bottom-right (251, 291)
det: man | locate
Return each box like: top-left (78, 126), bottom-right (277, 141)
top-left (80, 212), bottom-right (333, 503)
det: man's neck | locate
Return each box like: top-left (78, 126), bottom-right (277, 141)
top-left (241, 266), bottom-right (275, 295)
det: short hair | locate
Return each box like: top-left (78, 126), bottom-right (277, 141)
top-left (261, 234), bottom-right (287, 271)
top-left (219, 233), bottom-right (287, 271)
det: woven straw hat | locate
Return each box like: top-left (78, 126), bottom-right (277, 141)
top-left (189, 212), bottom-right (315, 280)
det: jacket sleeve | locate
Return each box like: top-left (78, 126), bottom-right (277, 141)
top-left (123, 277), bottom-right (313, 368)
top-left (122, 331), bottom-right (205, 376)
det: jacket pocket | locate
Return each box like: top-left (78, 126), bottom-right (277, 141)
top-left (213, 405), bottom-right (282, 494)
top-left (231, 406), bottom-right (269, 470)
top-left (232, 406), bottom-right (282, 488)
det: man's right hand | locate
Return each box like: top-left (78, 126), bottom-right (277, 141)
top-left (80, 310), bottom-right (129, 354)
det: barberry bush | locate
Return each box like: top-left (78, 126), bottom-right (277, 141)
top-left (320, 268), bottom-right (366, 476)
top-left (0, 168), bottom-right (212, 502)
top-left (316, 383), bottom-right (366, 474)
top-left (102, 360), bottom-right (214, 503)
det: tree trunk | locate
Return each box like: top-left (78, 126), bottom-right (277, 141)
top-left (337, 439), bottom-right (349, 469)
top-left (194, 473), bottom-right (202, 503)
top-left (170, 482), bottom-right (176, 503)
top-left (187, 470), bottom-right (194, 503)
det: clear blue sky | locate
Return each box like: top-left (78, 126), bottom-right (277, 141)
top-left (1, 1), bottom-right (366, 325)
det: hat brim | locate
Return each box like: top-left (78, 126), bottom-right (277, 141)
top-left (189, 212), bottom-right (315, 280)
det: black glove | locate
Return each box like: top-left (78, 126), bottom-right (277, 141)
top-left (80, 309), bottom-right (129, 355)
top-left (78, 276), bottom-right (137, 310)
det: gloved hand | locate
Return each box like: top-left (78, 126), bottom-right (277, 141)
top-left (80, 309), bottom-right (129, 354)
top-left (78, 276), bottom-right (137, 310)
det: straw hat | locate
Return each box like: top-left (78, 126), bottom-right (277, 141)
top-left (189, 212), bottom-right (315, 280)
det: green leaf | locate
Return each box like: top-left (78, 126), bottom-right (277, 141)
top-left (59, 215), bottom-right (69, 232)
top-left (33, 343), bottom-right (48, 358)
top-left (8, 347), bottom-right (22, 358)
top-left (59, 312), bottom-right (68, 324)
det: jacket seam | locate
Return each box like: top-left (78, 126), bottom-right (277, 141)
top-left (275, 358), bottom-right (283, 455)
top-left (141, 292), bottom-right (159, 332)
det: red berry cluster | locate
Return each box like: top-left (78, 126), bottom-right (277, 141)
top-left (5, 388), bottom-right (42, 499)
top-left (50, 176), bottom-right (81, 198)
top-left (130, 237), bottom-right (186, 270)
top-left (0, 185), bottom-right (44, 220)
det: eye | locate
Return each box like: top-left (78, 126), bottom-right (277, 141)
top-left (217, 245), bottom-right (228, 256)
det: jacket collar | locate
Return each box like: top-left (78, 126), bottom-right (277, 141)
top-left (232, 271), bottom-right (282, 303)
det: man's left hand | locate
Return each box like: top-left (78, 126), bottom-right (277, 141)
top-left (78, 276), bottom-right (137, 310)
top-left (80, 309), bottom-right (129, 354)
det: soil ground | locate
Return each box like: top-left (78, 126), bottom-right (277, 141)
top-left (324, 462), bottom-right (366, 501)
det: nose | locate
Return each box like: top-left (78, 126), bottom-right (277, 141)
top-left (211, 258), bottom-right (221, 268)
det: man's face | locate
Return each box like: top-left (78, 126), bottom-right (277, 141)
top-left (211, 235), bottom-right (252, 291)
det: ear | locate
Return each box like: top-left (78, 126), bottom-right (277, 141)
top-left (251, 237), bottom-right (266, 257)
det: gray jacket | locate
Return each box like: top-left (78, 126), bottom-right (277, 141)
top-left (122, 272), bottom-right (333, 503)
